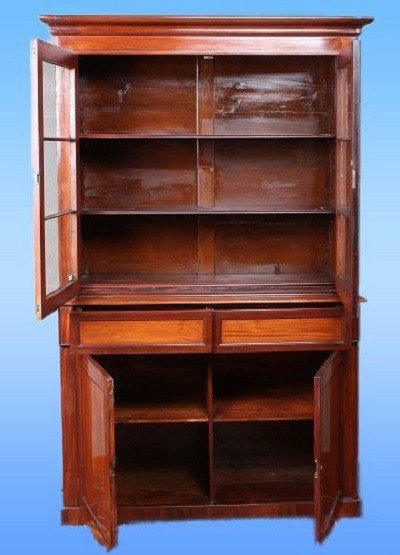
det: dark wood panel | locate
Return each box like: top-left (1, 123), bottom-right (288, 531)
top-left (78, 356), bottom-right (117, 548)
top-left (214, 57), bottom-right (335, 136)
top-left (79, 56), bottom-right (197, 135)
top-left (60, 348), bottom-right (79, 507)
top-left (63, 498), bottom-right (361, 525)
top-left (82, 215), bottom-right (199, 276)
top-left (214, 139), bottom-right (333, 208)
top-left (116, 424), bottom-right (208, 506)
top-left (214, 421), bottom-right (314, 503)
top-left (215, 215), bottom-right (333, 276)
top-left (314, 352), bottom-right (342, 542)
top-left (82, 139), bottom-right (197, 211)
top-left (71, 309), bottom-right (212, 354)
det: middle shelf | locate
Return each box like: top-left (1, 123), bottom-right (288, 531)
top-left (80, 137), bottom-right (336, 214)
top-left (97, 352), bottom-right (328, 424)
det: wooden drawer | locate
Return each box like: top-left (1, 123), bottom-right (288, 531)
top-left (71, 310), bottom-right (212, 354)
top-left (214, 308), bottom-right (347, 352)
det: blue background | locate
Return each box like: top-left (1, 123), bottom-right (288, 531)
top-left (0, 1), bottom-right (398, 553)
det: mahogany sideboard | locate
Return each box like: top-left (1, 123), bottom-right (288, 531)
top-left (32, 15), bottom-right (373, 548)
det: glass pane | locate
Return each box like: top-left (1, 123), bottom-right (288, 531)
top-left (45, 214), bottom-right (77, 295)
top-left (43, 61), bottom-right (75, 138)
top-left (44, 140), bottom-right (75, 216)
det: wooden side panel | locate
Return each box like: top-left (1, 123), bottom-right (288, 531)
top-left (314, 352), bottom-right (342, 542)
top-left (60, 348), bottom-right (79, 507)
top-left (78, 355), bottom-right (117, 548)
top-left (215, 308), bottom-right (347, 352)
top-left (72, 310), bottom-right (212, 354)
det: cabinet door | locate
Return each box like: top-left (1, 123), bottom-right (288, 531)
top-left (314, 352), bottom-right (342, 542)
top-left (78, 355), bottom-right (117, 549)
top-left (31, 40), bottom-right (80, 319)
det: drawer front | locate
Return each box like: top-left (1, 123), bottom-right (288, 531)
top-left (71, 310), bottom-right (212, 353)
top-left (214, 308), bottom-right (347, 352)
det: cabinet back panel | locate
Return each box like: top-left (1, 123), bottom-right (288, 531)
top-left (82, 140), bottom-right (197, 210)
top-left (82, 215), bottom-right (198, 276)
top-left (214, 352), bottom-right (330, 383)
top-left (79, 56), bottom-right (197, 134)
top-left (215, 215), bottom-right (332, 275)
top-left (214, 56), bottom-right (335, 136)
top-left (95, 355), bottom-right (205, 404)
top-left (214, 139), bottom-right (333, 208)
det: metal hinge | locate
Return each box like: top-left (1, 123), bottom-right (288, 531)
top-left (351, 168), bottom-right (357, 189)
top-left (108, 381), bottom-right (114, 396)
top-left (34, 173), bottom-right (40, 187)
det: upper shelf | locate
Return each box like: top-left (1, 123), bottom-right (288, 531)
top-left (82, 207), bottom-right (335, 216)
top-left (80, 134), bottom-right (337, 140)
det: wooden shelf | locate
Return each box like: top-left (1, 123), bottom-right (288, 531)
top-left (214, 384), bottom-right (313, 422)
top-left (77, 273), bottom-right (338, 306)
top-left (117, 468), bottom-right (209, 506)
top-left (115, 399), bottom-right (207, 424)
top-left (80, 134), bottom-right (336, 140)
top-left (82, 206), bottom-right (335, 216)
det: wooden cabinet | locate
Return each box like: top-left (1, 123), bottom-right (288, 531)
top-left (33, 15), bottom-right (372, 548)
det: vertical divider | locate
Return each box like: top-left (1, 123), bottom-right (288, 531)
top-left (197, 55), bottom-right (214, 135)
top-left (206, 353), bottom-right (216, 503)
top-left (198, 215), bottom-right (215, 275)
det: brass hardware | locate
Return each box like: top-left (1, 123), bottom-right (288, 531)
top-left (352, 168), bottom-right (357, 189)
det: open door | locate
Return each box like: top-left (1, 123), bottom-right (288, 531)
top-left (31, 39), bottom-right (80, 319)
top-left (78, 356), bottom-right (117, 549)
top-left (314, 352), bottom-right (342, 542)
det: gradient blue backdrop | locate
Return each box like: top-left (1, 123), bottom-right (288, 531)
top-left (1, 1), bottom-right (398, 553)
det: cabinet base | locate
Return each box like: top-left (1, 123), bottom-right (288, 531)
top-left (61, 497), bottom-right (361, 526)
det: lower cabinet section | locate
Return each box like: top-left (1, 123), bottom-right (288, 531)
top-left (72, 350), bottom-right (351, 548)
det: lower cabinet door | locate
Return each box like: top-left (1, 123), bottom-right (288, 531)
top-left (314, 351), bottom-right (343, 542)
top-left (71, 309), bottom-right (212, 354)
top-left (214, 308), bottom-right (347, 352)
top-left (78, 355), bottom-right (117, 549)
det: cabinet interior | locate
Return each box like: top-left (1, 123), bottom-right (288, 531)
top-left (75, 54), bottom-right (339, 302)
top-left (95, 351), bottom-right (330, 507)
